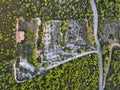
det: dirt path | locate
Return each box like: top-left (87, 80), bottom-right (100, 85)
top-left (46, 51), bottom-right (97, 70)
top-left (103, 43), bottom-right (120, 89)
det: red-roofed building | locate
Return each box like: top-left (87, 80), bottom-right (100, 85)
top-left (16, 30), bottom-right (25, 43)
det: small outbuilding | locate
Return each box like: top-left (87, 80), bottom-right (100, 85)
top-left (16, 30), bottom-right (25, 43)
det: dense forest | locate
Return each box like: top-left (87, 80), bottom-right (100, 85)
top-left (0, 0), bottom-right (119, 89)
top-left (95, 0), bottom-right (120, 89)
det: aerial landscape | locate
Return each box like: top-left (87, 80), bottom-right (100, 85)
top-left (0, 0), bottom-right (120, 90)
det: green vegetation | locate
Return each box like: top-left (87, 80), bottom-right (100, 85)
top-left (61, 20), bottom-right (68, 34)
top-left (0, 0), bottom-right (97, 89)
top-left (20, 29), bottom-right (40, 68)
top-left (38, 22), bottom-right (44, 50)
top-left (0, 0), bottom-right (119, 89)
top-left (68, 49), bottom-right (73, 55)
top-left (32, 48), bottom-right (40, 68)
top-left (79, 47), bottom-right (86, 53)
top-left (96, 0), bottom-right (120, 21)
top-left (61, 20), bottom-right (68, 47)
top-left (0, 0), bottom-right (93, 60)
top-left (21, 29), bottom-right (35, 59)
top-left (95, 0), bottom-right (120, 89)
top-left (105, 48), bottom-right (120, 90)
top-left (0, 54), bottom-right (99, 90)
top-left (0, 33), bottom-right (3, 40)
top-left (43, 62), bottom-right (51, 67)
top-left (88, 26), bottom-right (95, 45)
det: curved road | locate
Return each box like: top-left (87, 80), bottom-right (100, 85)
top-left (13, 51), bottom-right (97, 83)
top-left (103, 43), bottom-right (120, 89)
top-left (90, 0), bottom-right (103, 90)
top-left (14, 1), bottom-right (104, 89)
top-left (46, 51), bottom-right (97, 70)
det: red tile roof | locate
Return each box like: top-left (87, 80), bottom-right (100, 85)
top-left (16, 30), bottom-right (25, 43)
